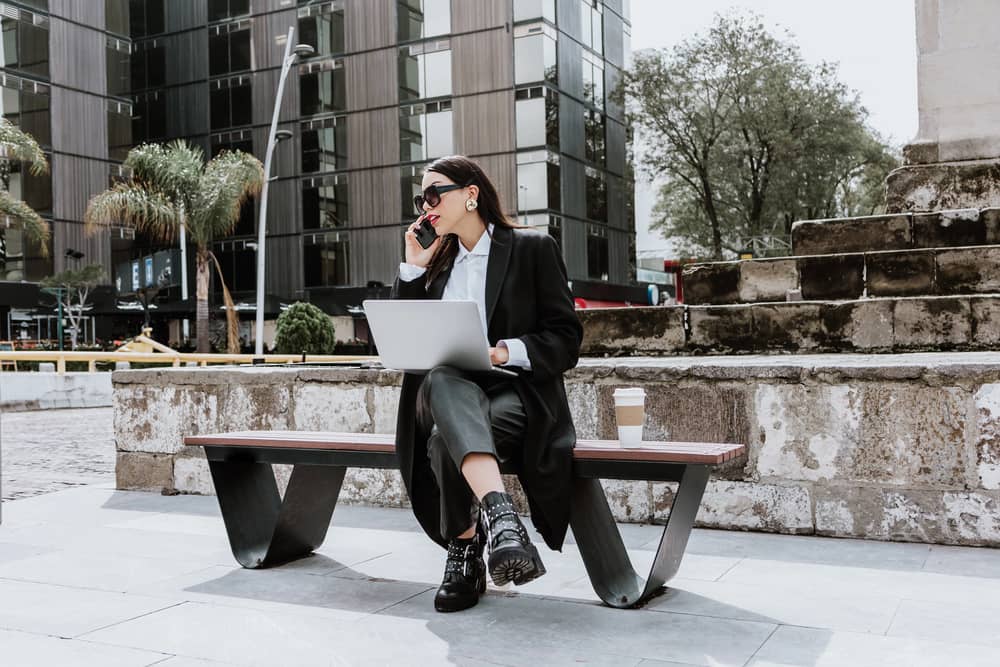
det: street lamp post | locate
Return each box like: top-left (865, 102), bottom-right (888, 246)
top-left (254, 27), bottom-right (314, 357)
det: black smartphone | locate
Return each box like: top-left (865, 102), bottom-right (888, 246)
top-left (415, 217), bottom-right (438, 249)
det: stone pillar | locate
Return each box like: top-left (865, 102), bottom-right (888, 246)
top-left (887, 0), bottom-right (1000, 212)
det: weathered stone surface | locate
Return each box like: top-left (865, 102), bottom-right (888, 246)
top-left (911, 208), bottom-right (985, 247)
top-left (820, 300), bottom-right (894, 350)
top-left (797, 255), bottom-right (865, 300)
top-left (291, 384), bottom-right (370, 432)
top-left (577, 307), bottom-right (685, 355)
top-left (936, 246), bottom-right (1000, 293)
top-left (971, 297), bottom-right (1000, 345)
top-left (866, 250), bottom-right (936, 296)
top-left (893, 297), bottom-right (972, 348)
top-left (114, 384), bottom-right (220, 454)
top-left (738, 259), bottom-right (798, 303)
top-left (975, 384), bottom-right (1000, 490)
top-left (220, 384), bottom-right (291, 432)
top-left (116, 451), bottom-right (173, 491)
top-left (339, 469), bottom-right (408, 507)
top-left (600, 480), bottom-right (652, 523)
top-left (687, 306), bottom-right (754, 352)
top-left (695, 480), bottom-right (813, 534)
top-left (791, 214), bottom-right (911, 256)
top-left (565, 381), bottom-right (599, 439)
top-left (978, 207), bottom-right (1000, 244)
top-left (887, 162), bottom-right (1000, 213)
top-left (681, 262), bottom-right (740, 305)
top-left (942, 491), bottom-right (1000, 545)
top-left (371, 385), bottom-right (401, 435)
top-left (173, 452), bottom-right (212, 495)
top-left (752, 303), bottom-right (826, 352)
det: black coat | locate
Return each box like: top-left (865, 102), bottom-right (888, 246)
top-left (391, 224), bottom-right (583, 551)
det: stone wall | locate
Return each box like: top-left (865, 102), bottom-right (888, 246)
top-left (114, 354), bottom-right (1000, 546)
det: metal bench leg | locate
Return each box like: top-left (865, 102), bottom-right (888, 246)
top-left (571, 464), bottom-right (711, 608)
top-left (208, 460), bottom-right (346, 568)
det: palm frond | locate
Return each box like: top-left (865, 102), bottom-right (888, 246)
top-left (189, 149), bottom-right (264, 244)
top-left (0, 189), bottom-right (49, 254)
top-left (0, 118), bottom-right (49, 175)
top-left (209, 250), bottom-right (241, 354)
top-left (84, 182), bottom-right (183, 244)
top-left (124, 140), bottom-right (204, 205)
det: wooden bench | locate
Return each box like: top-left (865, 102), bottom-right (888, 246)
top-left (184, 431), bottom-right (745, 609)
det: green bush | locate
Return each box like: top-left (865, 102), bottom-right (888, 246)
top-left (273, 302), bottom-right (336, 355)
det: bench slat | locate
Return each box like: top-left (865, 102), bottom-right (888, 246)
top-left (185, 431), bottom-right (745, 466)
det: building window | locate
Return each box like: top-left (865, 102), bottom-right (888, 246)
top-left (514, 23), bottom-right (557, 86)
top-left (401, 164), bottom-right (422, 218)
top-left (212, 239), bottom-right (256, 293)
top-left (300, 59), bottom-right (346, 115)
top-left (3, 153), bottom-right (52, 214)
top-left (304, 231), bottom-right (350, 287)
top-left (106, 37), bottom-right (131, 98)
top-left (212, 132), bottom-right (255, 237)
top-left (209, 21), bottom-right (252, 76)
top-left (584, 108), bottom-right (605, 165)
top-left (208, 0), bottom-right (250, 23)
top-left (210, 76), bottom-right (251, 130)
top-left (587, 223), bottom-right (608, 280)
top-left (301, 115), bottom-right (346, 173)
top-left (582, 49), bottom-right (604, 108)
top-left (585, 166), bottom-right (607, 222)
top-left (132, 91), bottom-right (166, 141)
top-left (129, 0), bottom-right (165, 37)
top-left (580, 0), bottom-right (603, 54)
top-left (302, 174), bottom-right (349, 230)
top-left (400, 100), bottom-right (452, 163)
top-left (547, 215), bottom-right (562, 248)
top-left (398, 40), bottom-right (451, 102)
top-left (131, 40), bottom-right (166, 91)
top-left (398, 0), bottom-right (450, 42)
top-left (108, 100), bottom-right (132, 162)
top-left (516, 151), bottom-right (560, 212)
top-left (0, 76), bottom-right (51, 148)
top-left (513, 0), bottom-right (556, 23)
top-left (106, 0), bottom-right (129, 36)
top-left (0, 225), bottom-right (52, 282)
top-left (298, 1), bottom-right (345, 58)
top-left (515, 86), bottom-right (558, 150)
top-left (1, 12), bottom-right (49, 80)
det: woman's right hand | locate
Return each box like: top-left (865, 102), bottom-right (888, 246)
top-left (403, 215), bottom-right (441, 268)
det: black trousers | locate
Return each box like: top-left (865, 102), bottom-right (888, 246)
top-left (416, 366), bottom-right (528, 541)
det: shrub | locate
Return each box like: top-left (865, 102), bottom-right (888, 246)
top-left (273, 302), bottom-right (335, 355)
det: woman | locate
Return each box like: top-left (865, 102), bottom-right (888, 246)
top-left (391, 155), bottom-right (583, 613)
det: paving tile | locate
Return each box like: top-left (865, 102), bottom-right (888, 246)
top-left (0, 627), bottom-right (168, 667)
top-left (922, 544), bottom-right (1000, 578)
top-left (0, 549), bottom-right (209, 593)
top-left (887, 598), bottom-right (1000, 648)
top-left (747, 625), bottom-right (1000, 666)
top-left (109, 513), bottom-right (228, 538)
top-left (0, 540), bottom-right (54, 564)
top-left (0, 578), bottom-right (179, 637)
top-left (151, 658), bottom-right (240, 667)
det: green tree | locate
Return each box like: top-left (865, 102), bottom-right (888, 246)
top-left (39, 264), bottom-right (104, 350)
top-left (274, 302), bottom-right (336, 355)
top-left (0, 117), bottom-right (50, 254)
top-left (84, 141), bottom-right (263, 353)
top-left (621, 12), bottom-right (899, 260)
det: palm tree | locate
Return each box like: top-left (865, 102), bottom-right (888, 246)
top-left (85, 140), bottom-right (264, 353)
top-left (0, 117), bottom-right (50, 251)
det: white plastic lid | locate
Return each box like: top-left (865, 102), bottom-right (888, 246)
top-left (612, 387), bottom-right (646, 398)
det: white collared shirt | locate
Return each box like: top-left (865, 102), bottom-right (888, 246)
top-left (398, 224), bottom-right (531, 369)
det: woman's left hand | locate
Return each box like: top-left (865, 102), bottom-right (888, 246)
top-left (488, 346), bottom-right (509, 365)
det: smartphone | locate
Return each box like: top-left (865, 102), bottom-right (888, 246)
top-left (415, 217), bottom-right (438, 249)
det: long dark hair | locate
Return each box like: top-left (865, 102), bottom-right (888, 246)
top-left (423, 155), bottom-right (520, 285)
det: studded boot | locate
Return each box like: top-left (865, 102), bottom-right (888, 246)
top-left (479, 490), bottom-right (546, 587)
top-left (434, 531), bottom-right (486, 612)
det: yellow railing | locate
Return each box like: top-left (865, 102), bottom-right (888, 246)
top-left (0, 351), bottom-right (377, 374)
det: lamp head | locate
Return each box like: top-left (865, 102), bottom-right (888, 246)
top-left (293, 43), bottom-right (315, 60)
top-left (274, 130), bottom-right (293, 142)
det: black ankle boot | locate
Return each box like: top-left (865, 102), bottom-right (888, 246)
top-left (479, 491), bottom-right (546, 587)
top-left (434, 532), bottom-right (486, 613)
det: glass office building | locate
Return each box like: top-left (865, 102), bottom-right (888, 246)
top-left (0, 0), bottom-right (633, 340)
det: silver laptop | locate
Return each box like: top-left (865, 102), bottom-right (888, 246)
top-left (363, 300), bottom-right (517, 375)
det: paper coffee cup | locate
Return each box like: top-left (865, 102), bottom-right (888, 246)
top-left (613, 387), bottom-right (645, 448)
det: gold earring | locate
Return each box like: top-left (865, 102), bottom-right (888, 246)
top-left (466, 199), bottom-right (478, 211)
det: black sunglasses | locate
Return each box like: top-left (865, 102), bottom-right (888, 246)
top-left (413, 183), bottom-right (465, 214)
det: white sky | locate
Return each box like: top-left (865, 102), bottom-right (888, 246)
top-left (630, 0), bottom-right (918, 256)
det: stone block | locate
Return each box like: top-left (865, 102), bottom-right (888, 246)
top-left (975, 383), bottom-right (1000, 490)
top-left (565, 381), bottom-right (599, 439)
top-left (936, 246), bottom-right (1000, 293)
top-left (116, 451), bottom-right (174, 492)
top-left (577, 307), bottom-right (685, 355)
top-left (738, 259), bottom-right (798, 303)
top-left (291, 384), bottom-right (371, 432)
top-left (797, 255), bottom-right (865, 300)
top-left (173, 453), bottom-right (213, 495)
top-left (971, 297), bottom-right (1000, 346)
top-left (893, 297), bottom-right (972, 349)
top-left (695, 480), bottom-right (813, 534)
top-left (650, 481), bottom-right (679, 521)
top-left (791, 214), bottom-right (911, 255)
top-left (681, 262), bottom-right (740, 305)
top-left (820, 300), bottom-right (894, 350)
top-left (687, 305), bottom-right (754, 352)
top-left (912, 208), bottom-right (985, 247)
top-left (751, 303), bottom-right (826, 352)
top-left (220, 384), bottom-right (291, 432)
top-left (887, 162), bottom-right (1000, 214)
top-left (978, 207), bottom-right (1000, 244)
top-left (339, 469), bottom-right (408, 507)
top-left (371, 385), bottom-right (401, 435)
top-left (942, 491), bottom-right (1000, 545)
top-left (114, 384), bottom-right (221, 454)
top-left (866, 250), bottom-right (936, 296)
top-left (600, 479), bottom-right (652, 523)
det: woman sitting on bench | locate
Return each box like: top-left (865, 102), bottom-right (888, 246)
top-left (392, 155), bottom-right (583, 613)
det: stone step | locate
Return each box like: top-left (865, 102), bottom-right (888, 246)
top-left (682, 244), bottom-right (1000, 305)
top-left (578, 294), bottom-right (1000, 356)
top-left (790, 207), bottom-right (1000, 255)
